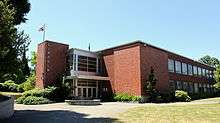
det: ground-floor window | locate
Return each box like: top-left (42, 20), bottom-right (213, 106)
top-left (170, 80), bottom-right (214, 94)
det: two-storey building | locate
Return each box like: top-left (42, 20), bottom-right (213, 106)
top-left (36, 40), bottom-right (215, 99)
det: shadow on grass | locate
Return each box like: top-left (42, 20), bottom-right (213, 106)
top-left (1, 110), bottom-right (120, 123)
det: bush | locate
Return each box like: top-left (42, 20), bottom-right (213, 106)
top-left (22, 96), bottom-right (51, 105)
top-left (0, 80), bottom-right (23, 92)
top-left (16, 95), bottom-right (26, 104)
top-left (175, 90), bottom-right (191, 102)
top-left (21, 74), bottom-right (35, 91)
top-left (16, 86), bottom-right (57, 105)
top-left (113, 93), bottom-right (141, 102)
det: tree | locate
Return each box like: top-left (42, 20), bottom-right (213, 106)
top-left (0, 0), bottom-right (31, 82)
top-left (199, 55), bottom-right (220, 68)
top-left (30, 51), bottom-right (37, 72)
top-left (0, 0), bottom-right (18, 81)
top-left (145, 67), bottom-right (158, 102)
top-left (214, 66), bottom-right (220, 90)
top-left (5, 0), bottom-right (31, 25)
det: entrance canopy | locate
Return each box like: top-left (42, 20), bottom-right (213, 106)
top-left (65, 75), bottom-right (109, 81)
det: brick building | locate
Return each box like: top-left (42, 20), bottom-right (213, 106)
top-left (36, 40), bottom-right (215, 99)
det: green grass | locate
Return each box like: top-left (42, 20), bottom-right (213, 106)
top-left (192, 97), bottom-right (220, 102)
top-left (117, 97), bottom-right (220, 123)
top-left (0, 92), bottom-right (23, 99)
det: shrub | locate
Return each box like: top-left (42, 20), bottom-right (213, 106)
top-left (0, 80), bottom-right (23, 92)
top-left (175, 90), bottom-right (191, 102)
top-left (22, 88), bottom-right (45, 97)
top-left (21, 74), bottom-right (35, 91)
top-left (16, 86), bottom-right (57, 105)
top-left (113, 93), bottom-right (141, 102)
top-left (22, 96), bottom-right (51, 105)
top-left (16, 95), bottom-right (26, 104)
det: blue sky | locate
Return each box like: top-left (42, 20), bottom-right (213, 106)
top-left (19, 0), bottom-right (220, 60)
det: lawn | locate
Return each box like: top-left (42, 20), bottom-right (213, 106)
top-left (117, 97), bottom-right (220, 123)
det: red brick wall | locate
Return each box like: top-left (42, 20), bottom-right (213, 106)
top-left (36, 43), bottom-right (46, 88)
top-left (36, 41), bottom-right (69, 88)
top-left (140, 45), bottom-right (169, 94)
top-left (102, 45), bottom-right (142, 96)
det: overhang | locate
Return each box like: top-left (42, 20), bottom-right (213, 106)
top-left (65, 75), bottom-right (109, 81)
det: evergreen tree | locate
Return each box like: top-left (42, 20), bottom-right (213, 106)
top-left (146, 67), bottom-right (158, 102)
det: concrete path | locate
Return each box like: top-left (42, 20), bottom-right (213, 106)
top-left (1, 101), bottom-right (219, 123)
top-left (1, 102), bottom-right (142, 123)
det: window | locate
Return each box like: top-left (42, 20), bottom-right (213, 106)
top-left (182, 63), bottom-right (187, 75)
top-left (206, 69), bottom-right (209, 78)
top-left (168, 59), bottom-right (175, 72)
top-left (169, 80), bottom-right (175, 91)
top-left (88, 57), bottom-right (97, 72)
top-left (176, 81), bottom-right (182, 90)
top-left (78, 55), bottom-right (88, 71)
top-left (193, 66), bottom-right (198, 76)
top-left (194, 83), bottom-right (199, 93)
top-left (183, 82), bottom-right (188, 91)
top-left (175, 61), bottom-right (182, 74)
top-left (209, 70), bottom-right (212, 78)
top-left (188, 83), bottom-right (194, 93)
top-left (198, 83), bottom-right (203, 93)
top-left (203, 84), bottom-right (207, 93)
top-left (202, 68), bottom-right (206, 77)
top-left (198, 67), bottom-right (202, 76)
top-left (69, 54), bottom-right (73, 70)
top-left (188, 64), bottom-right (193, 75)
top-left (210, 71), bottom-right (214, 78)
top-left (77, 55), bottom-right (97, 72)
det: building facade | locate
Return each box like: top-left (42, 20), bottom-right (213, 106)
top-left (36, 40), bottom-right (215, 99)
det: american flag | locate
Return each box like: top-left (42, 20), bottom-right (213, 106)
top-left (38, 26), bottom-right (44, 32)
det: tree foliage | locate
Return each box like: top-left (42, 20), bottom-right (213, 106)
top-left (0, 0), bottom-right (31, 82)
top-left (145, 67), bottom-right (159, 102)
top-left (5, 0), bottom-right (31, 25)
top-left (214, 66), bottom-right (220, 90)
top-left (30, 51), bottom-right (37, 72)
top-left (0, 0), bottom-right (18, 81)
top-left (199, 55), bottom-right (220, 68)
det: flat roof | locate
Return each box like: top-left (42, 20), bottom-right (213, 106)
top-left (98, 40), bottom-right (215, 69)
top-left (38, 40), bottom-right (214, 69)
top-left (38, 40), bottom-right (69, 46)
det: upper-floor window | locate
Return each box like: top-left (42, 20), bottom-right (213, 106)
top-left (168, 59), bottom-right (175, 72)
top-left (202, 68), bottom-right (206, 77)
top-left (69, 54), bottom-right (73, 70)
top-left (209, 70), bottom-right (214, 78)
top-left (182, 63), bottom-right (187, 75)
top-left (188, 64), bottom-right (193, 75)
top-left (206, 69), bottom-right (209, 78)
top-left (193, 66), bottom-right (198, 76)
top-left (175, 61), bottom-right (182, 74)
top-left (78, 55), bottom-right (97, 72)
top-left (198, 67), bottom-right (202, 76)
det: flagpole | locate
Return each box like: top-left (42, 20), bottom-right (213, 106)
top-left (43, 24), bottom-right (46, 41)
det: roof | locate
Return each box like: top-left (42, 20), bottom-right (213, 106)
top-left (98, 40), bottom-right (215, 69)
top-left (38, 40), bottom-right (69, 46)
